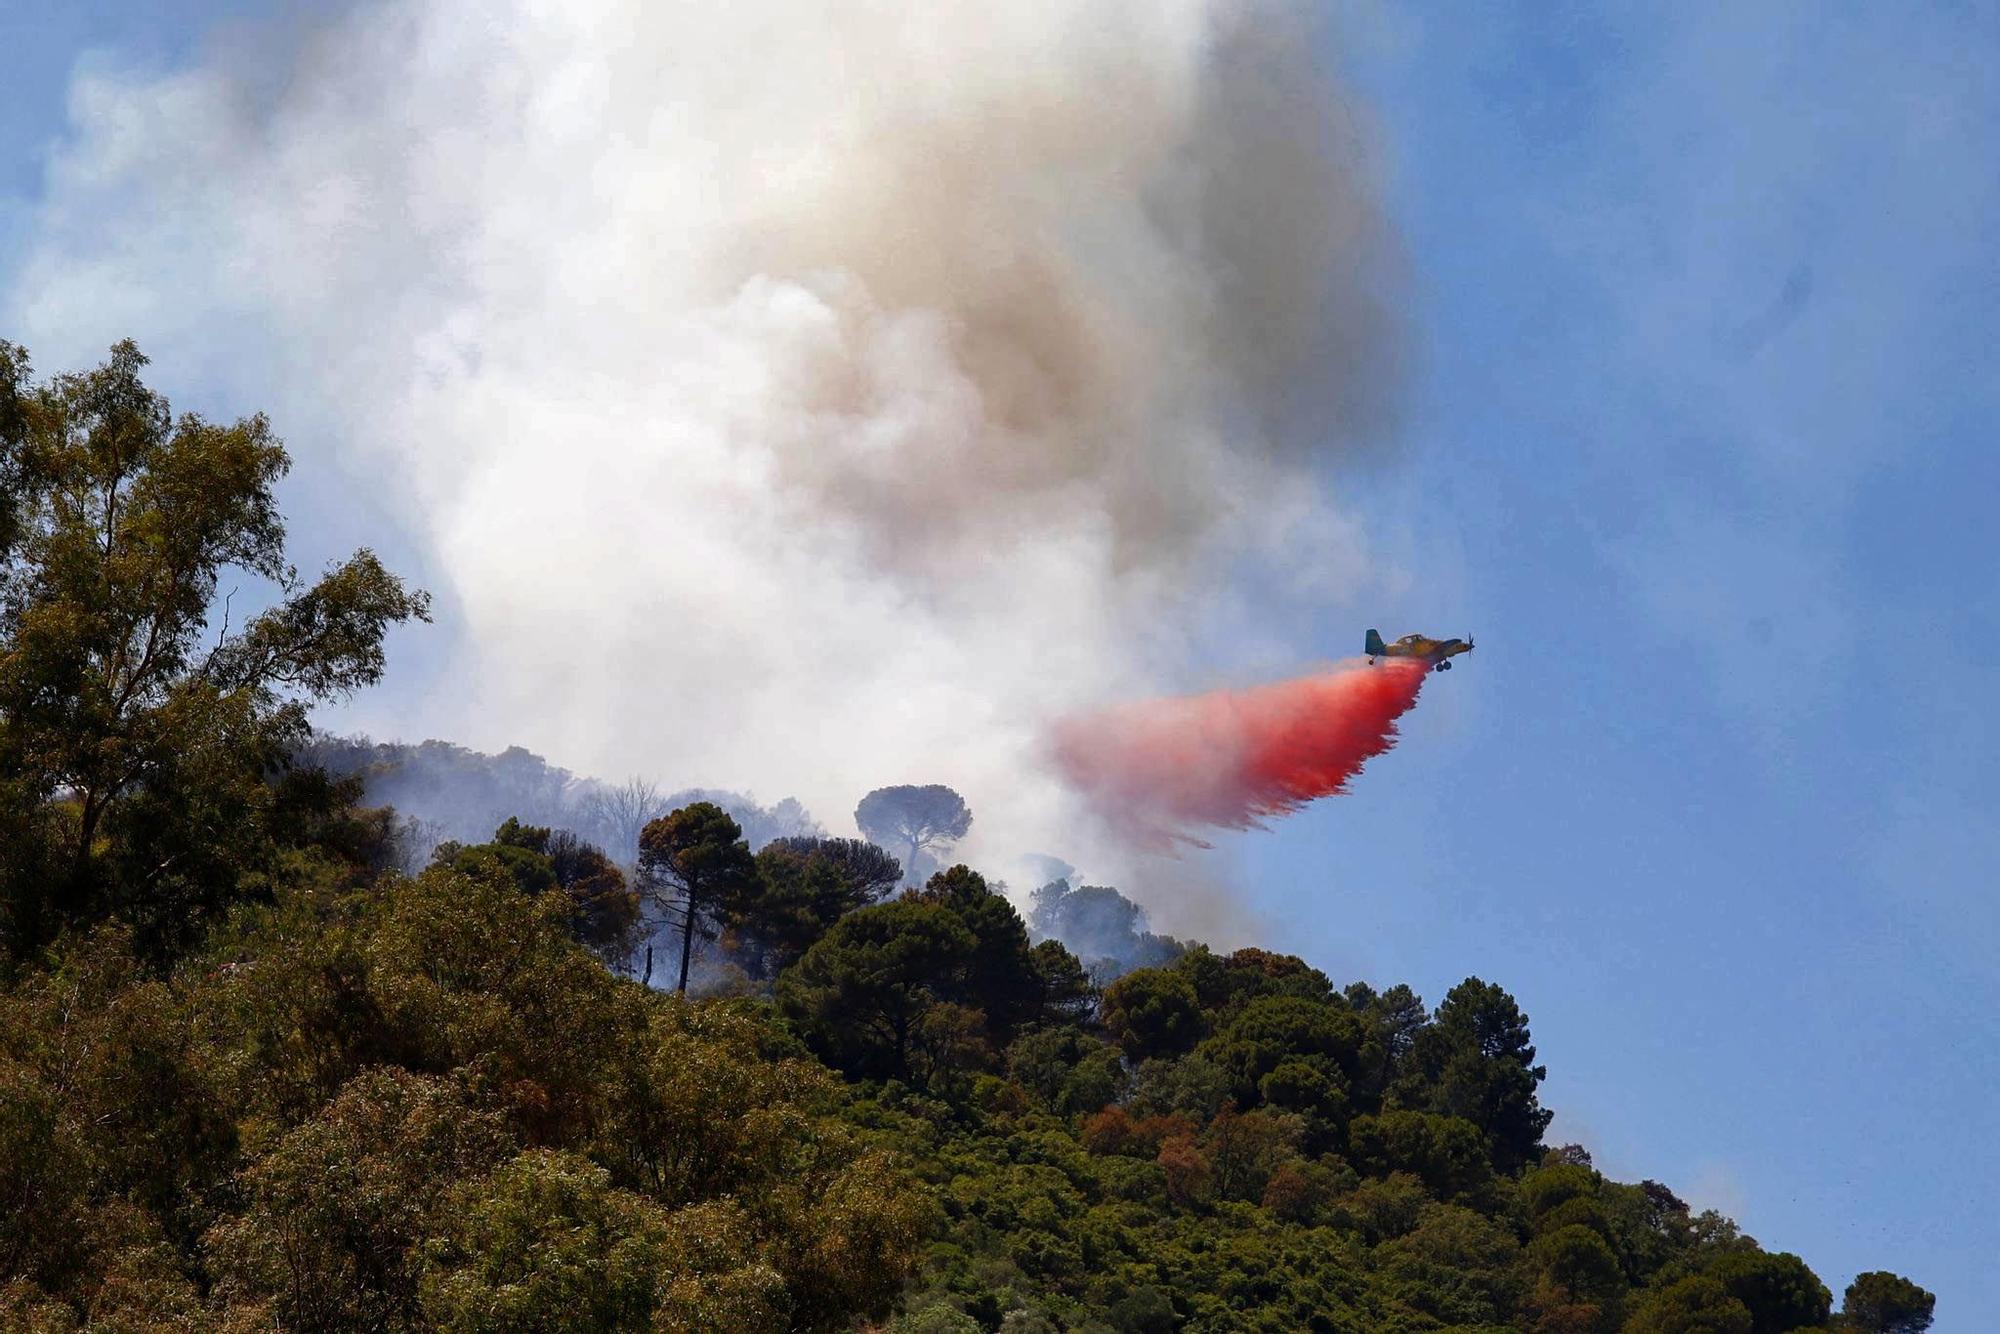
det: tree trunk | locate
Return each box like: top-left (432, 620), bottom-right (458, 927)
top-left (69, 789), bottom-right (103, 926)
top-left (676, 888), bottom-right (697, 995)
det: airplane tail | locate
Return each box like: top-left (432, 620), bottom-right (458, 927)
top-left (1364, 629), bottom-right (1386, 657)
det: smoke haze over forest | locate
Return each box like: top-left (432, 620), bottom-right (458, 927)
top-left (5, 0), bottom-right (1406, 910)
top-left (308, 734), bottom-right (1199, 980)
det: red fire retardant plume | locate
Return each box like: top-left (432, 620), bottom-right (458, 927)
top-left (1052, 659), bottom-right (1429, 845)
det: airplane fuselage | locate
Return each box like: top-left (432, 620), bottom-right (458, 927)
top-left (1365, 629), bottom-right (1474, 670)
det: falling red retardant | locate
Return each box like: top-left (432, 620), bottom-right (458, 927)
top-left (1052, 659), bottom-right (1430, 846)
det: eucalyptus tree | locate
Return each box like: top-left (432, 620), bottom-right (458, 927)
top-left (0, 340), bottom-right (428, 956)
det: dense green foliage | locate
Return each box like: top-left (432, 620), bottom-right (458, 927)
top-left (832, 929), bottom-right (1876, 1333)
top-left (1840, 1272), bottom-right (1936, 1334)
top-left (0, 859), bottom-right (930, 1330)
top-left (728, 836), bottom-right (904, 979)
top-left (0, 344), bottom-right (1935, 1330)
top-left (8, 838), bottom-right (1936, 1331)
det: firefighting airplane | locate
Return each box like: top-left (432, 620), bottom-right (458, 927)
top-left (1365, 629), bottom-right (1475, 671)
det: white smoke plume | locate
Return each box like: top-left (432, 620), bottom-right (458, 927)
top-left (7, 0), bottom-right (1399, 903)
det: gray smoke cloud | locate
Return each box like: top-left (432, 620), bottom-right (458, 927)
top-left (6, 0), bottom-right (1399, 893)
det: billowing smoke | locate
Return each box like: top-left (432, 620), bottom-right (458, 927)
top-left (6, 1), bottom-right (1399, 886)
top-left (1052, 659), bottom-right (1428, 845)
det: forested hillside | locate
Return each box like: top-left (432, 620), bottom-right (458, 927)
top-left (0, 344), bottom-right (1938, 1329)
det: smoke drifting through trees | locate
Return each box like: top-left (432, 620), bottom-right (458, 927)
top-left (308, 738), bottom-right (1179, 988)
top-left (7, 0), bottom-right (1402, 894)
top-left (311, 738), bottom-right (1120, 992)
top-left (855, 784), bottom-right (973, 887)
top-left (1028, 880), bottom-right (1185, 981)
top-left (302, 735), bottom-right (820, 863)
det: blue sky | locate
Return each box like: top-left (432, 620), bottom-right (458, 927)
top-left (1243, 3), bottom-right (1996, 1320)
top-left (0, 1), bottom-right (252, 248)
top-left (5, 1), bottom-right (1994, 1323)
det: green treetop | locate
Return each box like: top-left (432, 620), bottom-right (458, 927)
top-left (0, 339), bottom-right (428, 959)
